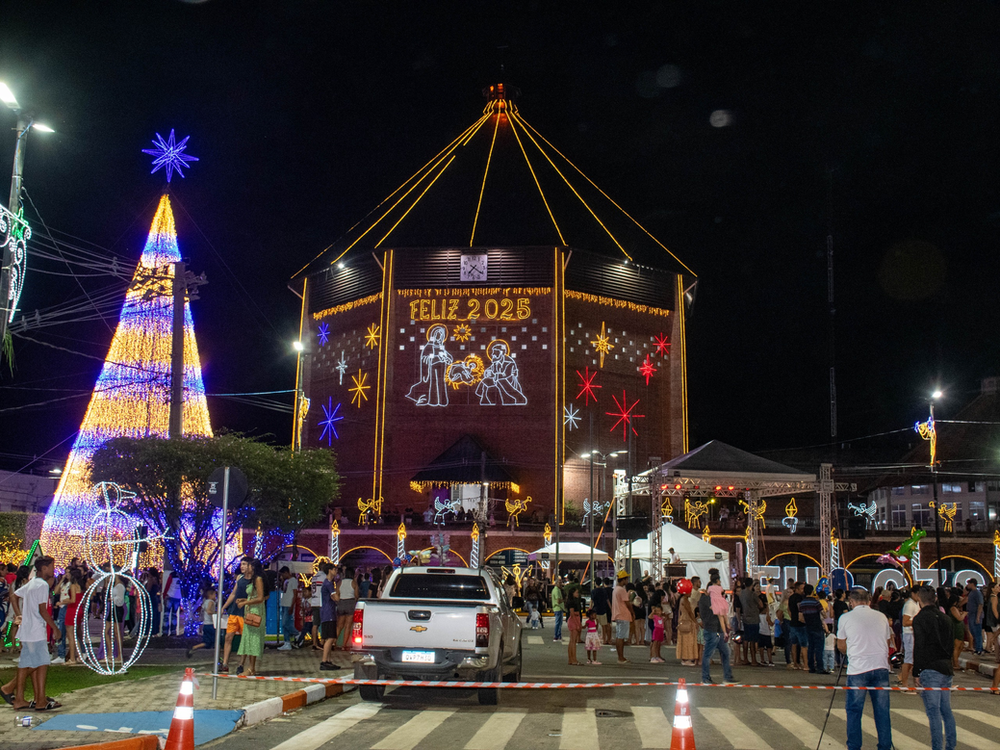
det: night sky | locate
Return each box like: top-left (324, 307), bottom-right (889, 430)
top-left (2, 2), bottom-right (998, 473)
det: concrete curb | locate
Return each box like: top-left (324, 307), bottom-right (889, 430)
top-left (55, 736), bottom-right (162, 750)
top-left (237, 680), bottom-right (357, 730)
top-left (958, 654), bottom-right (999, 679)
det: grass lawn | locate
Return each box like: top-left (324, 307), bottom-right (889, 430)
top-left (0, 664), bottom-right (179, 697)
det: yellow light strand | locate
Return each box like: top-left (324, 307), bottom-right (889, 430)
top-left (470, 114), bottom-right (501, 246)
top-left (517, 115), bottom-right (697, 277)
top-left (397, 287), bottom-right (551, 298)
top-left (676, 275), bottom-right (689, 453)
top-left (506, 113), bottom-right (565, 245)
top-left (509, 112), bottom-right (630, 261)
top-left (564, 289), bottom-right (672, 318)
top-left (374, 155), bottom-right (457, 249)
top-left (312, 293), bottom-right (381, 320)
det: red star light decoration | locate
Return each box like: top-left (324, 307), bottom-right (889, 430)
top-left (607, 390), bottom-right (644, 443)
top-left (639, 354), bottom-right (657, 385)
top-left (653, 332), bottom-right (671, 357)
top-left (575, 367), bottom-right (602, 405)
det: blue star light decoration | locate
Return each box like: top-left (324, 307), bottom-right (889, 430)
top-left (142, 129), bottom-right (200, 182)
top-left (563, 403), bottom-right (581, 431)
top-left (317, 322), bottom-right (330, 346)
top-left (319, 398), bottom-right (344, 445)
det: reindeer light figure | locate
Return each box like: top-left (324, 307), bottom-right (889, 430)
top-left (505, 495), bottom-right (531, 527)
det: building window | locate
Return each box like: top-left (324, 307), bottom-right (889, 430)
top-left (969, 501), bottom-right (986, 520)
top-left (892, 504), bottom-right (907, 528)
top-left (911, 485), bottom-right (929, 495)
top-left (942, 483), bottom-right (962, 494)
top-left (891, 486), bottom-right (905, 496)
top-left (912, 503), bottom-right (932, 527)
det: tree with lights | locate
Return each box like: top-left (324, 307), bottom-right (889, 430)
top-left (89, 433), bottom-right (340, 631)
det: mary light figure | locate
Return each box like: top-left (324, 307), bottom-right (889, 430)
top-left (406, 324), bottom-right (453, 407)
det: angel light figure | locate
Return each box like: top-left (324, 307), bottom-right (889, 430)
top-left (75, 482), bottom-right (157, 675)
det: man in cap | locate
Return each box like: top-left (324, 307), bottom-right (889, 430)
top-left (611, 569), bottom-right (634, 664)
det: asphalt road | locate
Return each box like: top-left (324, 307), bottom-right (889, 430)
top-left (203, 634), bottom-right (1000, 750)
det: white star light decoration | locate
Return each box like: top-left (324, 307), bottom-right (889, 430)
top-left (319, 398), bottom-right (343, 445)
top-left (563, 403), bottom-right (581, 431)
top-left (335, 351), bottom-right (348, 384)
top-left (141, 129), bottom-right (200, 182)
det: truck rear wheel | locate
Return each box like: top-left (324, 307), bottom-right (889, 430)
top-left (477, 665), bottom-right (501, 705)
top-left (359, 685), bottom-right (385, 701)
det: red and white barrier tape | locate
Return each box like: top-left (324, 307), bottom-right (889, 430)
top-left (200, 673), bottom-right (997, 692)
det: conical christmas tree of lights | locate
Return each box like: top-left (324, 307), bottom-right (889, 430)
top-left (41, 195), bottom-right (213, 565)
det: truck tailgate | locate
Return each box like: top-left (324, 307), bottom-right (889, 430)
top-left (360, 601), bottom-right (480, 650)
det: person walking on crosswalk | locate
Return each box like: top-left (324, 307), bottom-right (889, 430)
top-left (836, 587), bottom-right (893, 750)
top-left (701, 570), bottom-right (738, 685)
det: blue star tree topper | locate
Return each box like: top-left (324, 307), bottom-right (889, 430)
top-left (142, 129), bottom-right (200, 182)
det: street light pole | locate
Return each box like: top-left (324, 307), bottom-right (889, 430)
top-left (930, 399), bottom-right (945, 587)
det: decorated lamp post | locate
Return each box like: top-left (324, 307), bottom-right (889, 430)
top-left (470, 523), bottom-right (481, 568)
top-left (994, 530), bottom-right (1000, 581)
top-left (397, 521), bottom-right (406, 558)
top-left (915, 390), bottom-right (945, 586)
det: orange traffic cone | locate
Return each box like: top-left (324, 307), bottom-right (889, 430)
top-left (164, 667), bottom-right (196, 750)
top-left (670, 678), bottom-right (695, 749)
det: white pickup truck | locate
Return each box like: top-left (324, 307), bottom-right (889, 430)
top-left (350, 566), bottom-right (523, 704)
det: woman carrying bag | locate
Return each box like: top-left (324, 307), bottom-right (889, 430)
top-left (237, 558), bottom-right (267, 677)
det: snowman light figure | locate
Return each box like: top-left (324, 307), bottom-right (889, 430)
top-left (76, 482), bottom-right (157, 675)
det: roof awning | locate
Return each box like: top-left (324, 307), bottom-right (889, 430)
top-left (411, 435), bottom-right (517, 485)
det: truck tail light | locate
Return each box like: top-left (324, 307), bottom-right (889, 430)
top-left (475, 612), bottom-right (490, 648)
top-left (352, 607), bottom-right (364, 647)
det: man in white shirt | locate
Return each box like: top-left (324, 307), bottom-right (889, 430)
top-left (277, 567), bottom-right (301, 650)
top-left (836, 587), bottom-right (893, 750)
top-left (898, 587), bottom-right (920, 688)
top-left (0, 556), bottom-right (61, 710)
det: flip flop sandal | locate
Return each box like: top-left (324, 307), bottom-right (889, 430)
top-left (35, 699), bottom-right (63, 711)
top-left (0, 687), bottom-right (13, 705)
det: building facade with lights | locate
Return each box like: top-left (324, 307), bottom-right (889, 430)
top-left (291, 85), bottom-right (696, 558)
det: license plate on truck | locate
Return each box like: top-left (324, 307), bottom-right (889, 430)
top-left (402, 650), bottom-right (435, 663)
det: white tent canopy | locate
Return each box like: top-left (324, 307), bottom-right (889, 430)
top-left (527, 542), bottom-right (611, 563)
top-left (630, 523), bottom-right (731, 588)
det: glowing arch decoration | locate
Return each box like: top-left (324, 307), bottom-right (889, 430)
top-left (41, 195), bottom-right (213, 566)
top-left (590, 321), bottom-right (614, 368)
top-left (505, 496), bottom-right (531, 527)
top-left (607, 391), bottom-right (644, 443)
top-left (470, 523), bottom-right (481, 568)
top-left (141, 129), bottom-right (199, 182)
top-left (575, 367), bottom-right (601, 404)
top-left (76, 483), bottom-right (156, 675)
top-left (782, 497), bottom-right (799, 533)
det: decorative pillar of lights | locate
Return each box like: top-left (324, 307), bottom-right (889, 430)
top-left (910, 531), bottom-right (921, 582)
top-left (40, 195), bottom-right (213, 566)
top-left (744, 490), bottom-right (761, 578)
top-left (993, 531), bottom-right (1000, 581)
top-left (330, 520), bottom-right (341, 565)
top-left (397, 522), bottom-right (407, 558)
top-left (76, 483), bottom-right (154, 675)
top-left (470, 523), bottom-right (481, 569)
top-left (830, 528), bottom-right (840, 570)
top-left (253, 521), bottom-right (263, 560)
top-left (0, 203), bottom-right (30, 330)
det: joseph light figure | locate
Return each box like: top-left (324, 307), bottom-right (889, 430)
top-left (41, 195), bottom-right (213, 565)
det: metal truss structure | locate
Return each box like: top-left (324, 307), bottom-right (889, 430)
top-left (615, 463), bottom-right (855, 575)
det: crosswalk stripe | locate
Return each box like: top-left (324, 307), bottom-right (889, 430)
top-left (268, 703), bottom-right (383, 750)
top-left (762, 708), bottom-right (841, 750)
top-left (954, 709), bottom-right (1000, 730)
top-left (697, 708), bottom-right (770, 750)
top-left (560, 707), bottom-right (598, 750)
top-left (829, 708), bottom-right (923, 750)
top-left (372, 710), bottom-right (456, 750)
top-left (632, 706), bottom-right (670, 748)
top-left (527, 636), bottom-right (544, 645)
top-left (464, 711), bottom-right (527, 750)
top-left (894, 708), bottom-right (1000, 750)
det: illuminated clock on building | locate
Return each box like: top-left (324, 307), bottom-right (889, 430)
top-left (460, 253), bottom-right (488, 282)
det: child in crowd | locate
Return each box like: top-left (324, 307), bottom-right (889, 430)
top-left (757, 593), bottom-right (774, 667)
top-left (823, 631), bottom-right (836, 672)
top-left (584, 609), bottom-right (602, 665)
top-left (187, 586), bottom-right (217, 658)
top-left (706, 579), bottom-right (730, 637)
top-left (649, 605), bottom-right (666, 663)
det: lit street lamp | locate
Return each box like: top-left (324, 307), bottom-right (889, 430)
top-left (0, 81), bottom-right (53, 347)
top-left (915, 389), bottom-right (945, 586)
